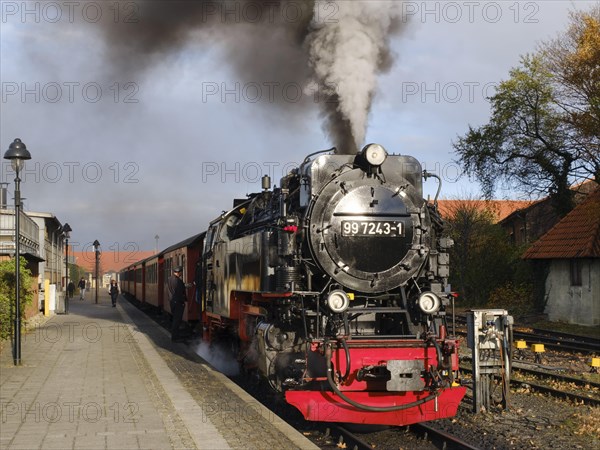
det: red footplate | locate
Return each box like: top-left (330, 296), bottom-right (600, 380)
top-left (285, 387), bottom-right (466, 426)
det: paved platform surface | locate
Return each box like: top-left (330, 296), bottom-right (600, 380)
top-left (0, 293), bottom-right (318, 449)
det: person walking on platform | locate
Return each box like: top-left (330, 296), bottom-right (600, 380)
top-left (78, 277), bottom-right (86, 301)
top-left (167, 266), bottom-right (187, 342)
top-left (67, 281), bottom-right (75, 299)
top-left (109, 279), bottom-right (120, 307)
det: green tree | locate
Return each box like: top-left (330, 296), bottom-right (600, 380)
top-left (444, 200), bottom-right (527, 306)
top-left (69, 264), bottom-right (86, 286)
top-left (542, 6), bottom-right (600, 179)
top-left (0, 257), bottom-right (34, 341)
top-left (454, 6), bottom-right (600, 217)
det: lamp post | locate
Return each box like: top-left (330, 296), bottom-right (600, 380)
top-left (63, 223), bottom-right (72, 314)
top-left (4, 138), bottom-right (32, 366)
top-left (93, 240), bottom-right (100, 304)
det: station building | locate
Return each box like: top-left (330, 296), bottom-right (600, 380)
top-left (0, 201), bottom-right (68, 318)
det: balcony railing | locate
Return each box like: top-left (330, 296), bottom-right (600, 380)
top-left (0, 209), bottom-right (41, 257)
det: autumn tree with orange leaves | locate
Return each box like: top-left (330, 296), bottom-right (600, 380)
top-left (454, 6), bottom-right (599, 217)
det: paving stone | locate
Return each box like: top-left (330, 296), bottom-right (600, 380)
top-left (1, 293), bottom-right (318, 450)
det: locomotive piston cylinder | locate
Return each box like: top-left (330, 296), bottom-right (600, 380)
top-left (275, 266), bottom-right (300, 292)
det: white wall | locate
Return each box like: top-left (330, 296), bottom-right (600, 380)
top-left (544, 259), bottom-right (600, 326)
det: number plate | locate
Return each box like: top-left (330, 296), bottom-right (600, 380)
top-left (341, 221), bottom-right (404, 237)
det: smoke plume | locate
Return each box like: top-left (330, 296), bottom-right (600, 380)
top-left (306, 1), bottom-right (402, 153)
top-left (96, 0), bottom-right (404, 154)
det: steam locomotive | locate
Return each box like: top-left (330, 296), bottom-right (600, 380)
top-left (121, 144), bottom-right (466, 426)
top-left (200, 144), bottom-right (465, 425)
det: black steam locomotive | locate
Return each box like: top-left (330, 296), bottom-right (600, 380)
top-left (201, 144), bottom-right (465, 425)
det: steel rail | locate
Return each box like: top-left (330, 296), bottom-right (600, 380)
top-left (511, 364), bottom-right (600, 390)
top-left (453, 314), bottom-right (599, 354)
top-left (531, 328), bottom-right (600, 346)
top-left (461, 366), bottom-right (600, 407)
top-left (454, 328), bottom-right (598, 354)
top-left (332, 426), bottom-right (374, 450)
top-left (512, 331), bottom-right (600, 354)
top-left (410, 423), bottom-right (483, 450)
top-left (509, 377), bottom-right (600, 407)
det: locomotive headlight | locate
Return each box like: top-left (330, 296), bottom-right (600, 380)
top-left (362, 143), bottom-right (387, 166)
top-left (326, 290), bottom-right (350, 313)
top-left (418, 292), bottom-right (441, 314)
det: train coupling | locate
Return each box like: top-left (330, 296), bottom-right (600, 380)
top-left (356, 365), bottom-right (390, 382)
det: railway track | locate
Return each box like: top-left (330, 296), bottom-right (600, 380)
top-left (531, 328), bottom-right (600, 345)
top-left (460, 366), bottom-right (600, 407)
top-left (326, 426), bottom-right (373, 450)
top-left (512, 362), bottom-right (600, 389)
top-left (453, 315), bottom-right (600, 354)
top-left (512, 330), bottom-right (600, 354)
top-left (510, 377), bottom-right (600, 407)
top-left (409, 423), bottom-right (483, 450)
top-left (324, 423), bottom-right (484, 450)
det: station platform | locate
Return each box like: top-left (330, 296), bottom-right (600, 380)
top-left (0, 293), bottom-right (318, 450)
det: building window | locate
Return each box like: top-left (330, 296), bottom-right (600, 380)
top-left (570, 259), bottom-right (582, 286)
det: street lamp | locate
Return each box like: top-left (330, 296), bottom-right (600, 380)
top-left (93, 240), bottom-right (100, 304)
top-left (63, 223), bottom-right (72, 314)
top-left (4, 138), bottom-right (32, 366)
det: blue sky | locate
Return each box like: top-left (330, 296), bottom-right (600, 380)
top-left (0, 0), bottom-right (591, 254)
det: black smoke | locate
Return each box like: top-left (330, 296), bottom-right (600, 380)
top-left (95, 0), bottom-right (404, 154)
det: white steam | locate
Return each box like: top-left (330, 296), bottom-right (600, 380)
top-left (306, 1), bottom-right (403, 153)
top-left (194, 341), bottom-right (240, 376)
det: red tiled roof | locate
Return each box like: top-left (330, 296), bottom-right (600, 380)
top-left (523, 189), bottom-right (600, 259)
top-left (435, 200), bottom-right (534, 223)
top-left (571, 179), bottom-right (599, 194)
top-left (72, 251), bottom-right (156, 273)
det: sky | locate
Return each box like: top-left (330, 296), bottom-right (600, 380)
top-left (0, 0), bottom-right (594, 257)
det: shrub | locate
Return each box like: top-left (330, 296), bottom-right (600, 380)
top-left (0, 257), bottom-right (33, 341)
top-left (487, 282), bottom-right (534, 317)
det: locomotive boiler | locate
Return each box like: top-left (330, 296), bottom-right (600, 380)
top-left (201, 144), bottom-right (466, 425)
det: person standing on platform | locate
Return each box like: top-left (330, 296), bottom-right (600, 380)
top-left (109, 279), bottom-right (120, 307)
top-left (167, 266), bottom-right (187, 342)
top-left (78, 277), bottom-right (86, 301)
